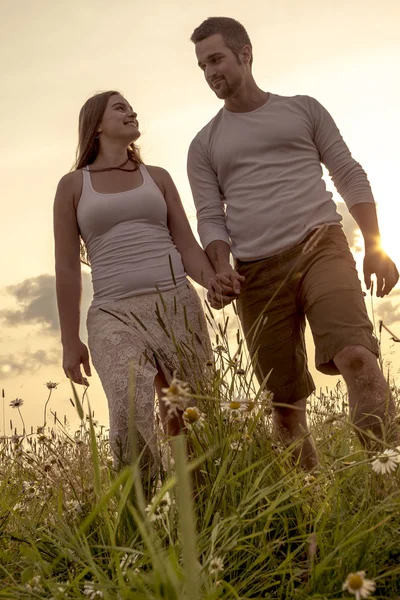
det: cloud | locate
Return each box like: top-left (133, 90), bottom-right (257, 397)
top-left (375, 290), bottom-right (400, 328)
top-left (1, 272), bottom-right (92, 334)
top-left (1, 275), bottom-right (59, 331)
top-left (0, 347), bottom-right (60, 379)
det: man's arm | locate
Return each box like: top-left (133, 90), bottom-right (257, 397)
top-left (187, 136), bottom-right (244, 295)
top-left (205, 240), bottom-right (243, 295)
top-left (350, 203), bottom-right (399, 297)
top-left (309, 96), bottom-right (399, 297)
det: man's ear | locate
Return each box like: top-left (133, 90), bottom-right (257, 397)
top-left (242, 44), bottom-right (252, 64)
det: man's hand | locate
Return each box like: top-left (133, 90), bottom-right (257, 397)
top-left (364, 247), bottom-right (399, 297)
top-left (214, 266), bottom-right (245, 296)
top-left (206, 267), bottom-right (245, 309)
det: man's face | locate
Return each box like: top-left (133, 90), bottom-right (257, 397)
top-left (195, 34), bottom-right (246, 100)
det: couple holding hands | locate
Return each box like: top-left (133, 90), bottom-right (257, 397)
top-left (54, 17), bottom-right (399, 472)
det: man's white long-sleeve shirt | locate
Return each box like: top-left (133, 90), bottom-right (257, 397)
top-left (187, 93), bottom-right (375, 261)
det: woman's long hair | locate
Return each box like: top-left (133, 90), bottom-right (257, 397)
top-left (72, 91), bottom-right (143, 266)
top-left (73, 90), bottom-right (143, 170)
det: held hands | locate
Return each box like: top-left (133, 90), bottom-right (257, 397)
top-left (364, 246), bottom-right (399, 297)
top-left (62, 339), bottom-right (92, 386)
top-left (207, 267), bottom-right (245, 310)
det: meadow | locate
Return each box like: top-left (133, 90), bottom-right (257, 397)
top-left (1, 305), bottom-right (399, 600)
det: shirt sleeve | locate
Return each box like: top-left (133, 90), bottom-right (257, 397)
top-left (187, 135), bottom-right (231, 250)
top-left (306, 96), bottom-right (375, 209)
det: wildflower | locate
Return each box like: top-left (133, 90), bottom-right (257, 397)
top-left (22, 481), bottom-right (39, 495)
top-left (240, 400), bottom-right (257, 413)
top-left (161, 376), bottom-right (191, 416)
top-left (9, 398), bottom-right (24, 408)
top-left (230, 440), bottom-right (243, 451)
top-left (342, 571), bottom-right (375, 599)
top-left (45, 381), bottom-right (59, 389)
top-left (221, 396), bottom-right (249, 412)
top-left (271, 440), bottom-right (285, 453)
top-left (209, 556), bottom-right (224, 575)
top-left (65, 499), bottom-right (84, 515)
top-left (259, 389), bottom-right (274, 414)
top-left (49, 582), bottom-right (68, 599)
top-left (120, 551), bottom-right (140, 576)
top-left (304, 474), bottom-right (316, 485)
top-left (371, 448), bottom-right (400, 475)
top-left (14, 501), bottom-right (26, 513)
top-left (145, 491), bottom-right (172, 522)
top-left (83, 581), bottom-right (104, 598)
top-left (183, 406), bottom-right (205, 429)
top-left (259, 389), bottom-right (274, 402)
top-left (25, 575), bottom-right (43, 594)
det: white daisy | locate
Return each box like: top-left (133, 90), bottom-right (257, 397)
top-left (25, 575), bottom-right (43, 594)
top-left (9, 398), bottom-right (24, 408)
top-left (258, 389), bottom-right (274, 414)
top-left (22, 481), bottom-right (39, 496)
top-left (83, 581), bottom-right (104, 598)
top-left (14, 501), bottom-right (26, 513)
top-left (65, 499), bottom-right (84, 515)
top-left (371, 448), bottom-right (400, 475)
top-left (145, 491), bottom-right (172, 523)
top-left (120, 551), bottom-right (140, 576)
top-left (45, 381), bottom-right (59, 389)
top-left (161, 377), bottom-right (191, 416)
top-left (209, 556), bottom-right (224, 575)
top-left (230, 440), bottom-right (243, 451)
top-left (183, 406), bottom-right (205, 429)
top-left (221, 396), bottom-right (249, 413)
top-left (342, 571), bottom-right (376, 599)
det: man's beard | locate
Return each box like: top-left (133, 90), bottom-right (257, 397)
top-left (213, 76), bottom-right (241, 99)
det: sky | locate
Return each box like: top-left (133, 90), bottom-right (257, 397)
top-left (1, 0), bottom-right (400, 436)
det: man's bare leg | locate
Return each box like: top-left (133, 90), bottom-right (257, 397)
top-left (333, 345), bottom-right (396, 447)
top-left (273, 397), bottom-right (319, 470)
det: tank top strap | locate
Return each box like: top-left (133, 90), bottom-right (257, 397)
top-left (138, 163), bottom-right (150, 183)
top-left (81, 165), bottom-right (92, 193)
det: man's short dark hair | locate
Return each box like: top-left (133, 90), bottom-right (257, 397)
top-left (191, 17), bottom-right (253, 66)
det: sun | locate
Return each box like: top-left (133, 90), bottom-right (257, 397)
top-left (378, 218), bottom-right (400, 263)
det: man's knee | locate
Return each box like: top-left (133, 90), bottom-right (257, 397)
top-left (333, 345), bottom-right (377, 374)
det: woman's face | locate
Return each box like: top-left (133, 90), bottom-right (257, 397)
top-left (97, 94), bottom-right (140, 143)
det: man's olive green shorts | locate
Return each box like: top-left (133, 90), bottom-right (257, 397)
top-left (235, 225), bottom-right (379, 404)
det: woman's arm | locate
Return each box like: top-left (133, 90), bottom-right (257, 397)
top-left (148, 166), bottom-right (237, 306)
top-left (53, 172), bottom-right (91, 384)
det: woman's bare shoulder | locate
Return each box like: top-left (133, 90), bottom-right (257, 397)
top-left (145, 164), bottom-right (173, 190)
top-left (56, 170), bottom-right (84, 209)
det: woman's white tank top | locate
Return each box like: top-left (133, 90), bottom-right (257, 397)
top-left (77, 164), bottom-right (187, 307)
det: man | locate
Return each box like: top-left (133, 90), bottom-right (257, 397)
top-left (187, 17), bottom-right (399, 468)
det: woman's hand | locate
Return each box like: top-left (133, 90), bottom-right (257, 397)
top-left (62, 339), bottom-right (91, 385)
top-left (207, 276), bottom-right (239, 309)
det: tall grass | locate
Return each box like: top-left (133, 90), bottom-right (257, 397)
top-left (1, 303), bottom-right (399, 599)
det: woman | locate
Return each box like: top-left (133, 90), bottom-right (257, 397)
top-left (53, 90), bottom-right (232, 472)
